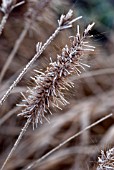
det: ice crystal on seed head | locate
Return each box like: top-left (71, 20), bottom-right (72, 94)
top-left (17, 23), bottom-right (95, 129)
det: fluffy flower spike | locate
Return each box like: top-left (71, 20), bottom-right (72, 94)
top-left (17, 23), bottom-right (95, 129)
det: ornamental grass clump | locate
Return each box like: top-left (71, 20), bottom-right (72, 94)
top-left (18, 23), bottom-right (95, 129)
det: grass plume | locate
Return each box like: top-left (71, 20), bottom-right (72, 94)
top-left (17, 23), bottom-right (95, 129)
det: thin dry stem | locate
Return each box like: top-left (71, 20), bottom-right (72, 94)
top-left (0, 23), bottom-right (29, 82)
top-left (24, 113), bottom-right (112, 170)
top-left (0, 117), bottom-right (31, 170)
top-left (0, 0), bottom-right (25, 36)
top-left (0, 13), bottom-right (9, 35)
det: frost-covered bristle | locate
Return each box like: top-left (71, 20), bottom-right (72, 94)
top-left (17, 24), bottom-right (95, 128)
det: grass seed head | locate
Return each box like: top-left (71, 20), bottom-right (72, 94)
top-left (18, 23), bottom-right (95, 129)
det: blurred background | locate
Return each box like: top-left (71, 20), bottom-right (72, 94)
top-left (0, 0), bottom-right (114, 169)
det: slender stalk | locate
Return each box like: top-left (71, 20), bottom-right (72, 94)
top-left (0, 117), bottom-right (31, 170)
top-left (0, 26), bottom-right (61, 105)
top-left (0, 1), bottom-right (25, 36)
top-left (0, 23), bottom-right (30, 83)
top-left (0, 13), bottom-right (9, 35)
top-left (24, 113), bottom-right (112, 170)
top-left (0, 107), bottom-right (20, 126)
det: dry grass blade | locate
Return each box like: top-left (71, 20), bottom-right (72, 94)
top-left (0, 13), bottom-right (9, 35)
